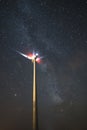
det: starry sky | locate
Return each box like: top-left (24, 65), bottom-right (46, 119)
top-left (0, 0), bottom-right (87, 129)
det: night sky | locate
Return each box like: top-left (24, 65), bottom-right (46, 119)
top-left (0, 0), bottom-right (87, 129)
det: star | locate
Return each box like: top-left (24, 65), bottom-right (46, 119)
top-left (14, 93), bottom-right (17, 97)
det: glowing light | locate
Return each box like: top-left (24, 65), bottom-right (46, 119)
top-left (27, 53), bottom-right (34, 59)
top-left (36, 57), bottom-right (41, 64)
top-left (27, 53), bottom-right (38, 60)
top-left (36, 53), bottom-right (39, 56)
top-left (27, 52), bottom-right (42, 63)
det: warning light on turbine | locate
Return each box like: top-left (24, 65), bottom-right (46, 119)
top-left (36, 57), bottom-right (41, 64)
top-left (27, 52), bottom-right (41, 63)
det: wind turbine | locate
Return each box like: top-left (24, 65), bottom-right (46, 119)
top-left (16, 50), bottom-right (41, 130)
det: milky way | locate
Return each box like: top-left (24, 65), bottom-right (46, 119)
top-left (0, 0), bottom-right (87, 130)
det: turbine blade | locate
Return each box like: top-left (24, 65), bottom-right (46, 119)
top-left (16, 51), bottom-right (31, 60)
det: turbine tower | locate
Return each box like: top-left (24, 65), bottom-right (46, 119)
top-left (15, 50), bottom-right (39, 130)
top-left (32, 54), bottom-right (38, 130)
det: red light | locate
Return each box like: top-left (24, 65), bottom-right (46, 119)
top-left (28, 53), bottom-right (33, 58)
top-left (36, 57), bottom-right (41, 64)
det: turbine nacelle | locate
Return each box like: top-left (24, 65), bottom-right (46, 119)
top-left (28, 52), bottom-right (38, 61)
